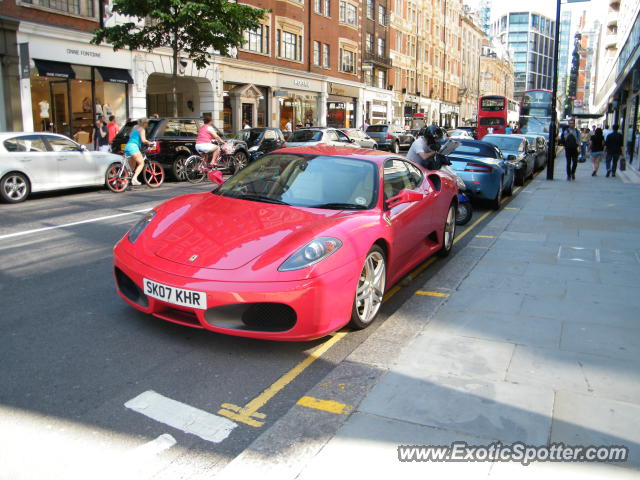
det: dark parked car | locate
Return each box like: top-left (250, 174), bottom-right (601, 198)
top-left (365, 124), bottom-right (414, 153)
top-left (338, 128), bottom-right (378, 149)
top-left (483, 134), bottom-right (536, 186)
top-left (522, 134), bottom-right (548, 170)
top-left (236, 127), bottom-right (286, 163)
top-left (111, 117), bottom-right (249, 180)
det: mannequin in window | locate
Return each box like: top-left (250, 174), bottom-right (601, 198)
top-left (95, 98), bottom-right (103, 117)
top-left (82, 97), bottom-right (92, 113)
top-left (39, 100), bottom-right (50, 119)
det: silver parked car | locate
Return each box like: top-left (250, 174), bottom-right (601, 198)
top-left (0, 132), bottom-right (124, 203)
top-left (284, 128), bottom-right (360, 148)
top-left (338, 128), bottom-right (378, 149)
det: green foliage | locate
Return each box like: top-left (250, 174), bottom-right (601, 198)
top-left (92, 0), bottom-right (266, 69)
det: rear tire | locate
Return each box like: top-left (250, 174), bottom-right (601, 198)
top-left (490, 178), bottom-right (503, 210)
top-left (438, 203), bottom-right (456, 257)
top-left (349, 245), bottom-right (386, 330)
top-left (390, 141), bottom-right (400, 154)
top-left (105, 162), bottom-right (128, 193)
top-left (504, 173), bottom-right (514, 196)
top-left (185, 155), bottom-right (207, 184)
top-left (233, 150), bottom-right (249, 173)
top-left (0, 172), bottom-right (30, 203)
top-left (143, 161), bottom-right (165, 188)
top-left (455, 201), bottom-right (472, 226)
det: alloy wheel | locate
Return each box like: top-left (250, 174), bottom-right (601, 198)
top-left (354, 250), bottom-right (386, 326)
top-left (2, 174), bottom-right (28, 202)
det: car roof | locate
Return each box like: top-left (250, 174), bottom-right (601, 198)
top-left (273, 145), bottom-right (396, 164)
top-left (0, 132), bottom-right (70, 139)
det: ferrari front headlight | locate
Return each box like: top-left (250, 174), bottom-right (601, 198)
top-left (278, 237), bottom-right (342, 272)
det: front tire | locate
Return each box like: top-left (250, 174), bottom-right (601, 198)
top-left (390, 141), bottom-right (400, 154)
top-left (504, 172), bottom-right (514, 196)
top-left (349, 245), bottom-right (386, 330)
top-left (455, 201), bottom-right (472, 225)
top-left (184, 155), bottom-right (207, 184)
top-left (143, 161), bottom-right (165, 188)
top-left (233, 150), bottom-right (249, 173)
top-left (172, 155), bottom-right (189, 181)
top-left (0, 172), bottom-right (30, 203)
top-left (438, 203), bottom-right (456, 257)
top-left (105, 162), bottom-right (128, 193)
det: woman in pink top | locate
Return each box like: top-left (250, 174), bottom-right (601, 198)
top-left (196, 117), bottom-right (223, 166)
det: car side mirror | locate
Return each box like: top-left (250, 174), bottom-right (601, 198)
top-left (386, 189), bottom-right (424, 209)
top-left (507, 154), bottom-right (516, 161)
top-left (79, 145), bottom-right (88, 152)
top-left (208, 170), bottom-right (225, 187)
top-left (528, 149), bottom-right (536, 154)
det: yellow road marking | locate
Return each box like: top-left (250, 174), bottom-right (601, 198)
top-left (504, 207), bottom-right (519, 210)
top-left (297, 396), bottom-right (352, 415)
top-left (218, 332), bottom-right (347, 427)
top-left (415, 290), bottom-right (450, 298)
top-left (453, 210), bottom-right (492, 244)
top-left (475, 235), bottom-right (495, 239)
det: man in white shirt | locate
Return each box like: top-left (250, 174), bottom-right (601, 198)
top-left (406, 128), bottom-right (437, 168)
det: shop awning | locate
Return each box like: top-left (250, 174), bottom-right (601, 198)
top-left (96, 66), bottom-right (134, 84)
top-left (34, 59), bottom-right (75, 79)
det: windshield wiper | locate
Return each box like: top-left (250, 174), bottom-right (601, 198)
top-left (232, 193), bottom-right (289, 205)
top-left (307, 202), bottom-right (368, 210)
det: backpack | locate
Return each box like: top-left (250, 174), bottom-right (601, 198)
top-left (564, 131), bottom-right (578, 150)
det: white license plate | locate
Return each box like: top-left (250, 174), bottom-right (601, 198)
top-left (143, 278), bottom-right (207, 310)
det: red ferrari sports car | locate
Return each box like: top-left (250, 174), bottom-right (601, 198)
top-left (114, 146), bottom-right (458, 341)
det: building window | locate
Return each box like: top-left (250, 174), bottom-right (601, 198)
top-left (376, 70), bottom-right (385, 89)
top-left (324, 0), bottom-right (330, 16)
top-left (323, 44), bottom-right (330, 68)
top-left (377, 37), bottom-right (385, 56)
top-left (314, 41), bottom-right (321, 66)
top-left (366, 34), bottom-right (374, 53)
top-left (378, 5), bottom-right (386, 26)
top-left (315, 0), bottom-right (331, 16)
top-left (339, 1), bottom-right (357, 26)
top-left (277, 29), bottom-right (303, 62)
top-left (340, 48), bottom-right (355, 73)
top-left (244, 24), bottom-right (270, 54)
top-left (314, 0), bottom-right (321, 13)
top-left (364, 69), bottom-right (373, 86)
top-left (367, 0), bottom-right (374, 19)
top-left (22, 0), bottom-right (95, 17)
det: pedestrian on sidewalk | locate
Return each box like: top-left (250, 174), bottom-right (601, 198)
top-left (92, 117), bottom-right (110, 152)
top-left (589, 127), bottom-right (605, 176)
top-left (562, 118), bottom-right (580, 180)
top-left (604, 124), bottom-right (624, 177)
top-left (579, 128), bottom-right (590, 162)
top-left (107, 115), bottom-right (119, 144)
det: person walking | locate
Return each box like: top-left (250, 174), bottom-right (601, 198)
top-left (579, 128), bottom-right (590, 162)
top-left (92, 117), bottom-right (110, 152)
top-left (589, 127), bottom-right (605, 176)
top-left (604, 124), bottom-right (624, 177)
top-left (106, 115), bottom-right (119, 144)
top-left (562, 118), bottom-right (580, 180)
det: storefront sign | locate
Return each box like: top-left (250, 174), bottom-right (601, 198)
top-left (65, 48), bottom-right (101, 59)
top-left (293, 79), bottom-right (309, 88)
top-left (329, 83), bottom-right (359, 98)
top-left (273, 90), bottom-right (289, 97)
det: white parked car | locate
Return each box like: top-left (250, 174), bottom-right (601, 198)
top-left (0, 132), bottom-right (123, 203)
top-left (285, 128), bottom-right (360, 148)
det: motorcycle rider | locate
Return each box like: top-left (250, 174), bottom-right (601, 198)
top-left (407, 127), bottom-right (438, 169)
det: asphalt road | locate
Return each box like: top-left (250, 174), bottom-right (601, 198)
top-left (0, 176), bottom-right (500, 479)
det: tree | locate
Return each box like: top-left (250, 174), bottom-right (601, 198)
top-left (92, 0), bottom-right (266, 117)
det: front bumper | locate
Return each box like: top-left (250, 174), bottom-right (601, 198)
top-left (113, 247), bottom-right (360, 341)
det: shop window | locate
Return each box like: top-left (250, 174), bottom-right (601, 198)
top-left (339, 49), bottom-right (355, 73)
top-left (21, 0), bottom-right (95, 18)
top-left (244, 24), bottom-right (270, 55)
top-left (339, 1), bottom-right (357, 26)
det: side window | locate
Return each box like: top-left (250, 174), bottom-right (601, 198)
top-left (180, 120), bottom-right (199, 137)
top-left (335, 130), bottom-right (350, 142)
top-left (405, 161), bottom-right (423, 189)
top-left (162, 120), bottom-right (182, 137)
top-left (383, 159), bottom-right (412, 199)
top-left (44, 136), bottom-right (78, 152)
top-left (326, 130), bottom-right (339, 142)
top-left (4, 135), bottom-right (47, 153)
top-left (264, 130), bottom-right (277, 141)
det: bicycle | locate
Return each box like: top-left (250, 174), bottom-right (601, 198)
top-left (105, 144), bottom-right (165, 193)
top-left (184, 141), bottom-right (239, 184)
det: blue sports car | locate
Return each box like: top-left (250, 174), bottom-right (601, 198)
top-left (446, 139), bottom-right (516, 210)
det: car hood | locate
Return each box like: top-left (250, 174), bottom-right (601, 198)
top-left (147, 194), bottom-right (346, 270)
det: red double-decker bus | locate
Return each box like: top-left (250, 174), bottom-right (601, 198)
top-left (477, 95), bottom-right (508, 139)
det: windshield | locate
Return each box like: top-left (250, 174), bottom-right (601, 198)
top-left (483, 136), bottom-right (523, 151)
top-left (366, 125), bottom-right (388, 133)
top-left (216, 153), bottom-right (378, 209)
top-left (288, 130), bottom-right (323, 142)
top-left (235, 130), bottom-right (263, 146)
top-left (520, 117), bottom-right (550, 134)
top-left (452, 143), bottom-right (497, 158)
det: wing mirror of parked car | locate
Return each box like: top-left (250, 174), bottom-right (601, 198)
top-left (507, 154), bottom-right (517, 161)
top-left (208, 170), bottom-right (225, 188)
top-left (79, 145), bottom-right (88, 152)
top-left (528, 149), bottom-right (536, 154)
top-left (386, 189), bottom-right (424, 209)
